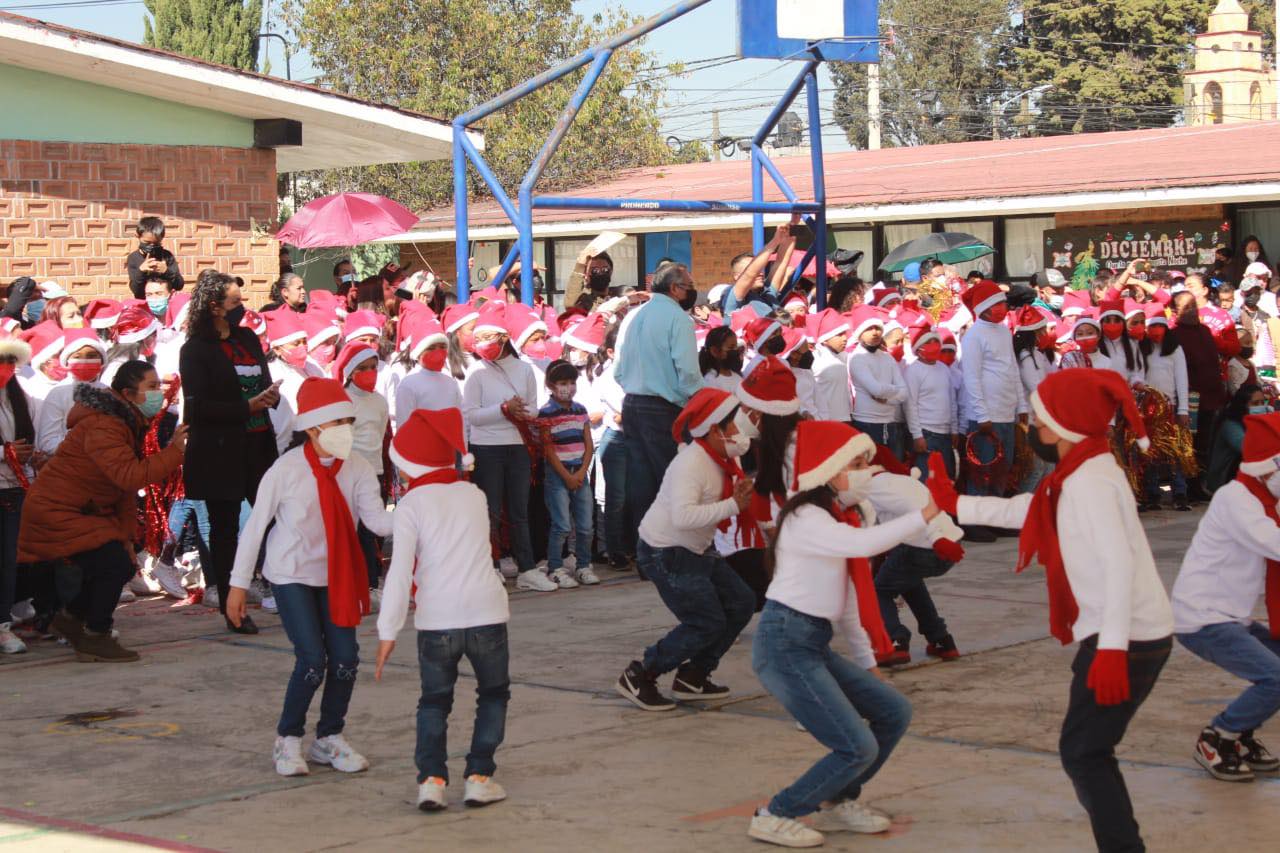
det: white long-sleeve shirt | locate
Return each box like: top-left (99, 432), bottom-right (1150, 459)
top-left (462, 355), bottom-right (538, 446)
top-left (0, 385), bottom-right (33, 490)
top-left (376, 481), bottom-right (510, 640)
top-left (1099, 338), bottom-right (1144, 387)
top-left (813, 344), bottom-right (852, 423)
top-left (848, 346), bottom-right (907, 424)
top-left (767, 504), bottom-right (927, 668)
top-left (792, 365), bottom-right (818, 418)
top-left (394, 369), bottom-right (462, 429)
top-left (868, 472), bottom-right (964, 550)
top-left (35, 379), bottom-right (103, 454)
top-left (960, 319), bottom-right (1024, 424)
top-left (956, 453), bottom-right (1173, 650)
top-left (378, 360), bottom-right (413, 425)
top-left (903, 359), bottom-right (955, 438)
top-left (638, 441), bottom-right (739, 554)
top-left (347, 385), bottom-right (389, 475)
top-left (1017, 350), bottom-right (1054, 409)
top-left (594, 363), bottom-right (625, 434)
top-left (18, 368), bottom-right (60, 425)
top-left (230, 447), bottom-right (393, 589)
top-left (1172, 480), bottom-right (1280, 634)
top-left (268, 361), bottom-right (308, 455)
top-left (1144, 346), bottom-right (1190, 415)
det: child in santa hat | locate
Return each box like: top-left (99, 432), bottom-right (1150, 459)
top-left (226, 377), bottom-right (394, 779)
top-left (393, 313), bottom-right (461, 429)
top-left (925, 368), bottom-right (1174, 853)
top-left (847, 305), bottom-right (906, 452)
top-left (615, 387), bottom-right (757, 711)
top-left (747, 420), bottom-right (943, 849)
top-left (375, 407), bottom-right (511, 812)
top-left (904, 321), bottom-right (957, 480)
top-left (35, 327), bottom-right (108, 455)
top-left (1171, 412), bottom-right (1280, 782)
top-left (811, 308), bottom-right (853, 423)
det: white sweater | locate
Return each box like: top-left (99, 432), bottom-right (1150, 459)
top-left (960, 319), bottom-right (1024, 424)
top-left (35, 379), bottom-right (103, 454)
top-left (1144, 347), bottom-right (1190, 415)
top-left (394, 369), bottom-right (462, 429)
top-left (18, 369), bottom-right (59, 425)
top-left (230, 448), bottom-right (393, 590)
top-left (1016, 350), bottom-right (1054, 408)
top-left (268, 361), bottom-right (308, 455)
top-left (767, 504), bottom-right (927, 668)
top-left (813, 344), bottom-right (852, 423)
top-left (347, 385), bottom-right (389, 475)
top-left (638, 441), bottom-right (739, 554)
top-left (903, 359), bottom-right (956, 438)
top-left (1100, 338), bottom-right (1144, 387)
top-left (378, 360), bottom-right (414, 425)
top-left (957, 453), bottom-right (1173, 650)
top-left (848, 346), bottom-right (906, 424)
top-left (792, 365), bottom-right (818, 418)
top-left (376, 481), bottom-right (510, 640)
top-left (1172, 480), bottom-right (1280, 634)
top-left (462, 355), bottom-right (538, 446)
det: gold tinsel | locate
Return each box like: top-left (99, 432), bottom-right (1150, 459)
top-left (1008, 422), bottom-right (1034, 491)
top-left (919, 276), bottom-right (959, 323)
top-left (1118, 389), bottom-right (1198, 496)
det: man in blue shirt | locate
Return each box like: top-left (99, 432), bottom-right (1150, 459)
top-left (616, 263), bottom-right (704, 531)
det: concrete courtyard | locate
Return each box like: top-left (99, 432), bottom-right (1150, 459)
top-left (2, 506), bottom-right (1277, 852)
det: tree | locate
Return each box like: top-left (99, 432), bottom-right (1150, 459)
top-left (143, 0), bottom-right (262, 71)
top-left (1008, 0), bottom-right (1276, 135)
top-left (830, 0), bottom-right (1013, 148)
top-left (281, 0), bottom-right (679, 214)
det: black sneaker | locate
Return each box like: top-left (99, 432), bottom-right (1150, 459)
top-left (671, 664), bottom-right (731, 700)
top-left (1238, 730), bottom-right (1280, 772)
top-left (609, 555), bottom-right (632, 571)
top-left (1173, 496), bottom-right (1192, 512)
top-left (615, 661), bottom-right (675, 711)
top-left (1195, 727), bottom-right (1255, 782)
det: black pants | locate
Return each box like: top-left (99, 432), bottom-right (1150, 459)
top-left (202, 433), bottom-right (273, 614)
top-left (725, 549), bottom-right (769, 612)
top-left (1059, 635), bottom-right (1171, 853)
top-left (65, 541), bottom-right (136, 633)
top-left (1191, 405), bottom-right (1220, 493)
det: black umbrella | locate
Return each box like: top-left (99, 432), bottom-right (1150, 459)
top-left (881, 232), bottom-right (994, 273)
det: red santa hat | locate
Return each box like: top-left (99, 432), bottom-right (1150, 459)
top-left (909, 322), bottom-right (941, 352)
top-left (939, 328), bottom-right (958, 351)
top-left (307, 288), bottom-right (345, 318)
top-left (1061, 290), bottom-right (1091, 318)
top-left (1123, 298), bottom-right (1145, 320)
top-left (504, 307), bottom-right (546, 351)
top-left (814, 308), bottom-right (850, 344)
top-left (58, 327), bottom-right (108, 365)
top-left (342, 309), bottom-right (385, 342)
top-left (940, 302), bottom-right (973, 334)
top-left (847, 304), bottom-right (886, 341)
top-left (778, 326), bottom-right (806, 359)
top-left (166, 292), bottom-right (192, 330)
top-left (563, 311), bottom-right (607, 354)
top-left (895, 304), bottom-right (927, 331)
top-left (735, 355), bottom-right (799, 416)
top-left (729, 307), bottom-right (758, 335)
top-left (1030, 369), bottom-right (1149, 451)
top-left (743, 316), bottom-right (782, 351)
top-left (240, 308), bottom-right (267, 337)
top-left (960, 279), bottom-right (1005, 318)
top-left (793, 420), bottom-right (875, 492)
top-left (0, 317), bottom-right (20, 337)
top-left (391, 407), bottom-right (473, 479)
top-left (303, 311), bottom-right (340, 352)
top-left (21, 321), bottom-right (65, 369)
top-left (1014, 305), bottom-right (1048, 333)
top-left (442, 303), bottom-right (480, 335)
top-left (671, 387), bottom-right (740, 443)
top-left (263, 308), bottom-right (307, 347)
top-left (116, 302), bottom-right (161, 344)
top-left (870, 285), bottom-right (901, 310)
top-left (83, 298), bottom-right (123, 330)
top-left (474, 300), bottom-right (508, 338)
top-left (408, 315), bottom-right (448, 360)
top-left (294, 377), bottom-right (355, 432)
top-left (1072, 307), bottom-right (1102, 333)
top-left (1098, 298), bottom-right (1124, 321)
top-left (1144, 303), bottom-right (1170, 326)
top-left (782, 291), bottom-right (808, 313)
top-left (332, 341), bottom-right (379, 383)
top-left (1239, 413), bottom-right (1280, 476)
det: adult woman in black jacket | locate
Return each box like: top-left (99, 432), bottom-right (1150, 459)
top-left (179, 271), bottom-right (280, 634)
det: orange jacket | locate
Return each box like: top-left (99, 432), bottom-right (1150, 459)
top-left (18, 384), bottom-right (183, 562)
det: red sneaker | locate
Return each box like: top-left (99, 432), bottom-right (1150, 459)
top-left (926, 635), bottom-right (961, 661)
top-left (876, 641), bottom-right (911, 668)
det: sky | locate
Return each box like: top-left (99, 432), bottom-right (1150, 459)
top-left (3, 0), bottom-right (855, 156)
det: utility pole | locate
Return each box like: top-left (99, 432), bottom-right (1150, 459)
top-left (711, 109), bottom-right (721, 161)
top-left (992, 98), bottom-right (1000, 140)
top-left (867, 63), bottom-right (881, 150)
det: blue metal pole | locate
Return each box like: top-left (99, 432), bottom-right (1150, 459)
top-left (452, 125), bottom-right (470, 301)
top-left (755, 147), bottom-right (800, 203)
top-left (532, 196), bottom-right (820, 214)
top-left (490, 243), bottom-right (519, 296)
top-left (523, 49), bottom-right (612, 193)
top-left (806, 68), bottom-right (829, 309)
top-left (517, 187), bottom-right (534, 306)
top-left (459, 134), bottom-right (520, 228)
top-left (751, 146), bottom-right (764, 254)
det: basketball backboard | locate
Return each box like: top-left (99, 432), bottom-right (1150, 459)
top-left (737, 0), bottom-right (879, 62)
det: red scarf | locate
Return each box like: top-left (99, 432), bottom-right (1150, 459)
top-left (1234, 473), bottom-right (1280, 640)
top-left (407, 467), bottom-right (465, 490)
top-left (694, 439), bottom-right (765, 549)
top-left (303, 442), bottom-right (368, 627)
top-left (1016, 434), bottom-right (1111, 644)
top-left (834, 502), bottom-right (894, 658)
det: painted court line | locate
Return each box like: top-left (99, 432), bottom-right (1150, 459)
top-left (0, 807), bottom-right (223, 852)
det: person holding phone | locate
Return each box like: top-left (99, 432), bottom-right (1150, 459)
top-left (127, 217), bottom-right (184, 300)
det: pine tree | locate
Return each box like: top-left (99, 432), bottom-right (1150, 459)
top-left (143, 0), bottom-right (262, 71)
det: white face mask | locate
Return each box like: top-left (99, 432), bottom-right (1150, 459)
top-left (317, 423), bottom-right (354, 460)
top-left (568, 350), bottom-right (589, 368)
top-left (835, 468), bottom-right (875, 507)
top-left (1048, 293), bottom-right (1064, 309)
top-left (733, 409), bottom-right (759, 442)
top-left (1266, 473), bottom-right (1280, 499)
top-left (1246, 251), bottom-right (1261, 262)
top-left (724, 431), bottom-right (751, 458)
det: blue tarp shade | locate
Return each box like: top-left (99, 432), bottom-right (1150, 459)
top-left (644, 231), bottom-right (692, 274)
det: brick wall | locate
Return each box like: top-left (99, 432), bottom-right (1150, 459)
top-left (1055, 204), bottom-right (1225, 228)
top-left (691, 227), bottom-right (753, 288)
top-left (400, 241), bottom-right (457, 286)
top-left (0, 140), bottom-right (280, 303)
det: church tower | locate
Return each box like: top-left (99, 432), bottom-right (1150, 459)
top-left (1184, 0), bottom-right (1276, 125)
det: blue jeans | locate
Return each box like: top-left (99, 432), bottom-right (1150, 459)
top-left (0, 491), bottom-right (23, 623)
top-left (1178, 621), bottom-right (1280, 733)
top-left (471, 444), bottom-right (535, 574)
top-left (545, 465), bottom-right (593, 570)
top-left (752, 600), bottom-right (913, 818)
top-left (874, 544), bottom-right (952, 645)
top-left (596, 428), bottom-right (632, 558)
top-left (622, 394), bottom-right (681, 537)
top-left (415, 623), bottom-right (511, 783)
top-left (273, 583), bottom-right (359, 738)
top-left (913, 430), bottom-right (955, 481)
top-left (167, 497), bottom-right (210, 569)
top-left (1142, 462), bottom-right (1187, 502)
top-left (638, 540), bottom-right (755, 676)
top-left (965, 420), bottom-right (1016, 496)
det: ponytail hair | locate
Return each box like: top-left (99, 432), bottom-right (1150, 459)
top-left (764, 485), bottom-right (839, 579)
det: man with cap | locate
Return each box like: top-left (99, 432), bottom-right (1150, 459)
top-left (1032, 268), bottom-right (1068, 315)
top-left (615, 387), bottom-right (757, 712)
top-left (925, 369), bottom-right (1174, 853)
top-left (1171, 411), bottom-right (1280, 783)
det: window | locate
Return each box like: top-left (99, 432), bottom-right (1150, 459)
top-left (942, 220), bottom-right (995, 277)
top-left (1204, 82), bottom-right (1224, 124)
top-left (1237, 207), bottom-right (1280, 268)
top-left (1003, 216), bottom-right (1055, 280)
top-left (1251, 82), bottom-right (1263, 120)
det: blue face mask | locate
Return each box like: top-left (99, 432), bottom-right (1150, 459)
top-left (25, 298), bottom-right (46, 324)
top-left (138, 389), bottom-right (165, 419)
top-left (1249, 405), bottom-right (1271, 416)
top-left (147, 296), bottom-right (170, 319)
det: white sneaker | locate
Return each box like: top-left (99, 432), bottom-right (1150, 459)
top-left (202, 586), bottom-right (220, 610)
top-left (261, 594), bottom-right (278, 614)
top-left (367, 588), bottom-right (382, 614)
top-left (550, 568), bottom-right (580, 589)
top-left (463, 774), bottom-right (507, 807)
top-left (748, 812), bottom-right (824, 848)
top-left (273, 735), bottom-right (309, 776)
top-left (562, 553), bottom-right (577, 571)
top-left (576, 566), bottom-right (601, 585)
top-left (0, 622), bottom-right (27, 654)
top-left (516, 570), bottom-right (559, 592)
top-left (118, 587), bottom-right (136, 603)
top-left (180, 551), bottom-right (203, 586)
top-left (308, 733), bottom-right (369, 773)
top-left (151, 560), bottom-right (189, 599)
top-left (127, 573), bottom-right (154, 596)
top-left (497, 557), bottom-right (519, 579)
top-left (246, 577), bottom-right (268, 605)
top-left (417, 776), bottom-right (447, 811)
top-left (811, 800), bottom-right (891, 834)
top-left (10, 599), bottom-right (36, 625)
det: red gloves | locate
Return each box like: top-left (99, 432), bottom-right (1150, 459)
top-left (925, 452), bottom-right (959, 515)
top-left (1086, 649), bottom-right (1131, 706)
top-left (932, 538), bottom-right (965, 563)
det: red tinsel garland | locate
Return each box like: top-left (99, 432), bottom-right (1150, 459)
top-left (139, 379), bottom-right (184, 556)
top-left (963, 431), bottom-right (1008, 491)
top-left (4, 442), bottom-right (30, 491)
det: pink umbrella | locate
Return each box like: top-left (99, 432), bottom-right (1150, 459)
top-left (275, 192), bottom-right (420, 249)
top-left (769, 251), bottom-right (840, 278)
